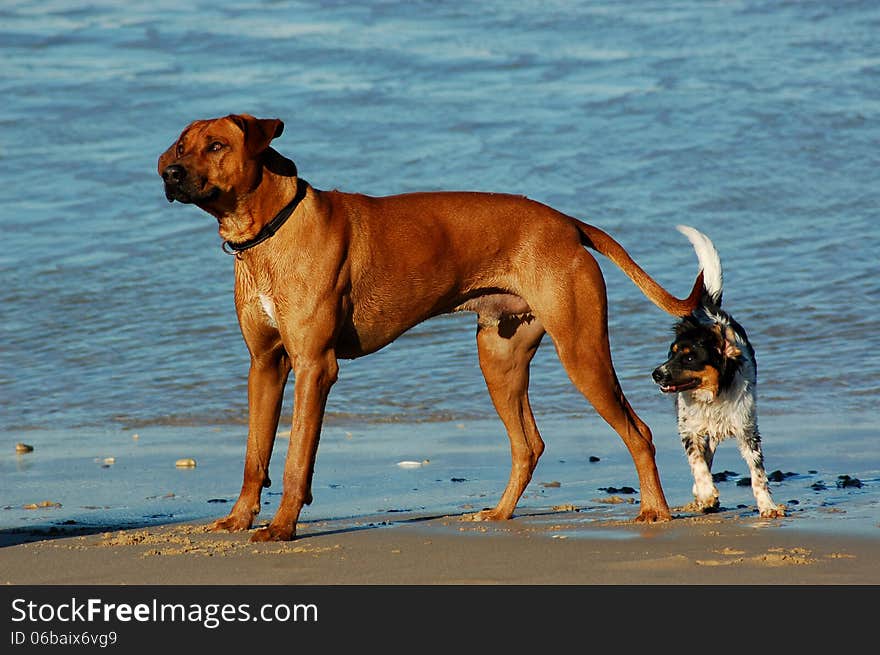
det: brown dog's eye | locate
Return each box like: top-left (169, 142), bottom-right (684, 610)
top-left (176, 142), bottom-right (184, 156)
top-left (207, 141), bottom-right (224, 153)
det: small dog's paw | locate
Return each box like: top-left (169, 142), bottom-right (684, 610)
top-left (759, 505), bottom-right (786, 518)
top-left (682, 497), bottom-right (720, 514)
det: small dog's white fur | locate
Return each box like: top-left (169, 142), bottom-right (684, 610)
top-left (663, 225), bottom-right (784, 518)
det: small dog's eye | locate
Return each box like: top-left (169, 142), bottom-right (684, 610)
top-left (208, 141), bottom-right (224, 153)
top-left (176, 142), bottom-right (184, 156)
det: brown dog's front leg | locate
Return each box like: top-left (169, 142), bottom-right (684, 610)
top-left (251, 353), bottom-right (338, 542)
top-left (212, 354), bottom-right (290, 533)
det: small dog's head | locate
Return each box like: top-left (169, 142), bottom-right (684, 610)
top-left (652, 320), bottom-right (742, 400)
top-left (158, 114), bottom-right (287, 211)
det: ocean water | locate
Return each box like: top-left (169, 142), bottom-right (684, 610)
top-left (1, 1), bottom-right (877, 537)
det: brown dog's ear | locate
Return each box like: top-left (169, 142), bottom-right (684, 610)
top-left (227, 114), bottom-right (284, 157)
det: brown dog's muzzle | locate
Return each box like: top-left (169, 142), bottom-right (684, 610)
top-left (161, 164), bottom-right (188, 203)
top-left (161, 162), bottom-right (218, 204)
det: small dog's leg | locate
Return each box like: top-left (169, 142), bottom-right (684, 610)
top-left (682, 433), bottom-right (720, 512)
top-left (468, 317), bottom-right (545, 521)
top-left (737, 428), bottom-right (785, 518)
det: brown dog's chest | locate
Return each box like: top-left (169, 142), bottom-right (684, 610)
top-left (233, 262), bottom-right (403, 359)
top-left (257, 292), bottom-right (279, 328)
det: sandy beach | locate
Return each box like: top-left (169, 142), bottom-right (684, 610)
top-left (4, 414), bottom-right (878, 587)
top-left (2, 506), bottom-right (877, 586)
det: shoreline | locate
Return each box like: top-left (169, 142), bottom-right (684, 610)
top-left (2, 507), bottom-right (878, 585)
top-left (4, 414), bottom-right (877, 585)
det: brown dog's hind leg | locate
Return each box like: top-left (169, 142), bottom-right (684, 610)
top-left (469, 315), bottom-right (546, 521)
top-left (212, 351), bottom-right (290, 533)
top-left (539, 254), bottom-right (672, 523)
top-left (559, 350), bottom-right (671, 522)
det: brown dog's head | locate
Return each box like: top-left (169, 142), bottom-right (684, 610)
top-left (158, 114), bottom-right (287, 212)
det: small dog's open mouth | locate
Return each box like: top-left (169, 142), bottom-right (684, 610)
top-left (659, 379), bottom-right (701, 393)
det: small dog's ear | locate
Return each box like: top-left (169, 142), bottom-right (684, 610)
top-left (227, 114), bottom-right (284, 157)
top-left (710, 323), bottom-right (741, 359)
top-left (720, 324), bottom-right (741, 359)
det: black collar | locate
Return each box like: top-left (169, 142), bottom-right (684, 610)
top-left (222, 179), bottom-right (309, 255)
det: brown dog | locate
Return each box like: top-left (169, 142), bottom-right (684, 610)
top-left (158, 113), bottom-right (702, 541)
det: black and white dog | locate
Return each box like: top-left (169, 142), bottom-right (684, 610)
top-left (652, 226), bottom-right (784, 518)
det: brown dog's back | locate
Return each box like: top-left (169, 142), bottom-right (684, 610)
top-left (307, 190), bottom-right (701, 357)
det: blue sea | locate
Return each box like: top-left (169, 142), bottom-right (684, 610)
top-left (1, 1), bottom-right (877, 539)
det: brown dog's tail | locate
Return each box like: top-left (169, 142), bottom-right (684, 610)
top-left (576, 221), bottom-right (703, 317)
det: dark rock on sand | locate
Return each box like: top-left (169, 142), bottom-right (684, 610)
top-left (599, 486), bottom-right (637, 495)
top-left (712, 470), bottom-right (738, 482)
top-left (836, 475), bottom-right (862, 489)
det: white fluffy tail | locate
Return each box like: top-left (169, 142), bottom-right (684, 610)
top-left (676, 225), bottom-right (722, 305)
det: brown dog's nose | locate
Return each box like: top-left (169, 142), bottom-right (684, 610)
top-left (162, 164), bottom-right (187, 185)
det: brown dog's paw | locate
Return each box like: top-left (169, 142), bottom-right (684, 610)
top-left (464, 508), bottom-right (511, 522)
top-left (210, 513), bottom-right (254, 533)
top-left (249, 524), bottom-right (295, 542)
top-left (634, 508), bottom-right (672, 523)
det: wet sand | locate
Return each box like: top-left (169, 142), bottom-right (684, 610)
top-left (2, 507), bottom-right (877, 585)
top-left (4, 415), bottom-right (877, 586)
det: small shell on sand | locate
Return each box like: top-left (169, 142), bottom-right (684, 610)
top-left (24, 500), bottom-right (61, 510)
top-left (15, 443), bottom-right (34, 454)
top-left (175, 458), bottom-right (197, 468)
